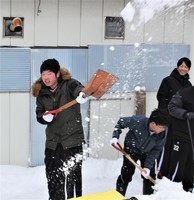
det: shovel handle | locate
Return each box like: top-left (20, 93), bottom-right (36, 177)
top-left (44, 69), bottom-right (118, 115)
top-left (57, 99), bottom-right (78, 112)
top-left (44, 99), bottom-right (78, 117)
top-left (112, 143), bottom-right (156, 185)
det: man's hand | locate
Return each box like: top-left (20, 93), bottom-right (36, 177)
top-left (110, 138), bottom-right (118, 147)
top-left (184, 112), bottom-right (194, 120)
top-left (76, 92), bottom-right (88, 104)
top-left (141, 168), bottom-right (150, 179)
top-left (43, 111), bottom-right (54, 122)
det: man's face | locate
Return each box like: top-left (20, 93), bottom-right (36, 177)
top-left (41, 70), bottom-right (60, 89)
top-left (149, 121), bottom-right (166, 134)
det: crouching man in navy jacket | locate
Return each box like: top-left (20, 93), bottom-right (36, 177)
top-left (110, 108), bottom-right (171, 196)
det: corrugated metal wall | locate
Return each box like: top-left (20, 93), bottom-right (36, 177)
top-left (0, 44), bottom-right (190, 166)
top-left (0, 48), bottom-right (31, 91)
top-left (88, 44), bottom-right (190, 92)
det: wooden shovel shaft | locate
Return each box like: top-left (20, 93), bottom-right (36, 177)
top-left (112, 143), bottom-right (156, 185)
top-left (57, 99), bottom-right (78, 112)
top-left (44, 99), bottom-right (78, 116)
top-left (124, 153), bottom-right (156, 185)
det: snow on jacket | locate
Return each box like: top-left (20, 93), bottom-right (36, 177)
top-left (168, 86), bottom-right (194, 143)
top-left (112, 115), bottom-right (166, 169)
top-left (32, 68), bottom-right (85, 150)
top-left (157, 68), bottom-right (191, 110)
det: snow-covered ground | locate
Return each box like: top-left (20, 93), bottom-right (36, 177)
top-left (1, 157), bottom-right (193, 200)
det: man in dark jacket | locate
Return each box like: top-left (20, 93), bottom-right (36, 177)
top-left (32, 59), bottom-right (88, 200)
top-left (156, 57), bottom-right (192, 179)
top-left (110, 108), bottom-right (171, 196)
top-left (168, 86), bottom-right (194, 192)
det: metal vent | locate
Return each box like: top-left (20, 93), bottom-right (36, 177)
top-left (3, 17), bottom-right (24, 37)
top-left (105, 16), bottom-right (124, 39)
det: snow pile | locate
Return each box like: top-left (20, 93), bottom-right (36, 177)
top-left (134, 177), bottom-right (194, 200)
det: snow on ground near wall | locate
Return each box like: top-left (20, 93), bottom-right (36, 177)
top-left (0, 158), bottom-right (193, 200)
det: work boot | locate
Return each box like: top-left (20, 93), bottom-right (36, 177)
top-left (116, 175), bottom-right (128, 196)
top-left (143, 180), bottom-right (154, 195)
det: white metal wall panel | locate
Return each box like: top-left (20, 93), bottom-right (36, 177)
top-left (125, 17), bottom-right (144, 44)
top-left (0, 0), bottom-right (10, 46)
top-left (10, 93), bottom-right (30, 166)
top-left (10, 0), bottom-right (35, 46)
top-left (183, 8), bottom-right (194, 45)
top-left (58, 0), bottom-right (81, 46)
top-left (0, 93), bottom-right (10, 164)
top-left (144, 10), bottom-right (165, 44)
top-left (164, 7), bottom-right (184, 43)
top-left (34, 0), bottom-right (58, 46)
top-left (80, 0), bottom-right (103, 46)
top-left (89, 93), bottom-right (135, 160)
top-left (0, 93), bottom-right (30, 166)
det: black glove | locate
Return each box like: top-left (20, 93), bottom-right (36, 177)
top-left (184, 112), bottom-right (194, 120)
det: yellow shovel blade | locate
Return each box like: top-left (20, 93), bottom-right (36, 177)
top-left (69, 190), bottom-right (124, 200)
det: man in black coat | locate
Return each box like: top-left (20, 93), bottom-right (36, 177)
top-left (156, 57), bottom-right (192, 179)
top-left (168, 86), bottom-right (194, 192)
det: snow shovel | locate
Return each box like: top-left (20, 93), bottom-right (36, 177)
top-left (112, 142), bottom-right (156, 185)
top-left (44, 69), bottom-right (118, 116)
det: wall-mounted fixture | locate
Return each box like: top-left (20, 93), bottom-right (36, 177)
top-left (105, 16), bottom-right (125, 40)
top-left (3, 17), bottom-right (24, 37)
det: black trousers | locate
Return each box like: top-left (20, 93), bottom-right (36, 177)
top-left (116, 153), bottom-right (155, 196)
top-left (45, 143), bottom-right (83, 200)
top-left (169, 137), bottom-right (194, 192)
top-left (157, 126), bottom-right (173, 178)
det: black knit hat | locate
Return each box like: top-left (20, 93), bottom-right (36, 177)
top-left (177, 57), bottom-right (191, 69)
top-left (149, 108), bottom-right (171, 126)
top-left (40, 59), bottom-right (60, 74)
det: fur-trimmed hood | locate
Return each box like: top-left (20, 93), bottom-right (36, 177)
top-left (31, 68), bottom-right (71, 97)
